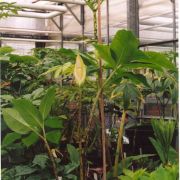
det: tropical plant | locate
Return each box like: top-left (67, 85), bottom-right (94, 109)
top-left (149, 119), bottom-right (177, 165)
top-left (107, 154), bottom-right (155, 179)
top-left (94, 29), bottom-right (176, 178)
top-left (2, 87), bottom-right (61, 179)
top-left (2, 144), bottom-right (80, 180)
top-left (118, 164), bottom-right (179, 180)
top-left (142, 68), bottom-right (178, 118)
top-left (33, 48), bottom-right (76, 65)
top-left (0, 46), bottom-right (45, 96)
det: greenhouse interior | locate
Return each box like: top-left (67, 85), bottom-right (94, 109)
top-left (0, 0), bottom-right (179, 179)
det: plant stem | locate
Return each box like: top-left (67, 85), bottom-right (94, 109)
top-left (113, 110), bottom-right (127, 178)
top-left (78, 88), bottom-right (84, 180)
top-left (42, 128), bottom-right (58, 180)
top-left (84, 64), bottom-right (121, 143)
top-left (93, 11), bottom-right (98, 40)
top-left (84, 88), bottom-right (101, 142)
top-left (97, 0), bottom-right (106, 178)
top-left (79, 141), bottom-right (84, 180)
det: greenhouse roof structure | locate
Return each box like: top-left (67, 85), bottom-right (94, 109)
top-left (0, 0), bottom-right (178, 53)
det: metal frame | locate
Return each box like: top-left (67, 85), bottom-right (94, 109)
top-left (139, 39), bottom-right (178, 47)
top-left (60, 14), bottom-right (64, 48)
top-left (125, 0), bottom-right (178, 49)
top-left (51, 18), bottom-right (62, 31)
top-left (64, 4), bottom-right (82, 25)
top-left (0, 1), bottom-right (86, 49)
top-left (0, 0), bottom-right (178, 50)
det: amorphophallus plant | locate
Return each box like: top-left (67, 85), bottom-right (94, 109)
top-left (74, 54), bottom-right (87, 86)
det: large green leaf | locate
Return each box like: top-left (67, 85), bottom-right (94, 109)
top-left (45, 117), bottom-right (64, 129)
top-left (2, 132), bottom-right (21, 147)
top-left (67, 144), bottom-right (80, 165)
top-left (46, 130), bottom-right (61, 144)
top-left (168, 146), bottom-right (178, 163)
top-left (15, 165), bottom-right (37, 176)
top-left (107, 154), bottom-right (154, 179)
top-left (94, 44), bottom-right (116, 68)
top-left (134, 51), bottom-right (176, 71)
top-left (22, 132), bottom-right (39, 147)
top-left (171, 86), bottom-right (178, 104)
top-left (149, 137), bottom-right (166, 164)
top-left (64, 163), bottom-right (79, 174)
top-left (39, 87), bottom-right (55, 120)
top-left (32, 154), bottom-right (49, 169)
top-left (150, 119), bottom-right (176, 164)
top-left (13, 99), bottom-right (43, 129)
top-left (110, 30), bottom-right (139, 65)
top-left (2, 108), bottom-right (31, 134)
top-left (123, 62), bottom-right (163, 71)
top-left (111, 81), bottom-right (141, 110)
top-left (113, 71), bottom-right (150, 87)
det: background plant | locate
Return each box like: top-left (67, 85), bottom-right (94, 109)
top-left (0, 2), bottom-right (21, 19)
top-left (118, 164), bottom-right (178, 180)
top-left (149, 119), bottom-right (177, 165)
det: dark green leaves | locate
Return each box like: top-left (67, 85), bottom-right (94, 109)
top-left (45, 117), bottom-right (64, 129)
top-left (9, 54), bottom-right (39, 64)
top-left (64, 144), bottom-right (80, 175)
top-left (111, 81), bottom-right (142, 110)
top-left (2, 132), bottom-right (21, 147)
top-left (22, 132), bottom-right (39, 147)
top-left (15, 165), bottom-right (37, 177)
top-left (94, 30), bottom-right (141, 68)
top-left (134, 51), bottom-right (176, 71)
top-left (39, 88), bottom-right (55, 120)
top-left (67, 144), bottom-right (80, 166)
top-left (2, 87), bottom-right (58, 148)
top-left (149, 137), bottom-right (166, 163)
top-left (94, 44), bottom-right (116, 68)
top-left (46, 130), bottom-right (61, 144)
top-left (95, 29), bottom-right (176, 73)
top-left (32, 154), bottom-right (49, 169)
top-left (110, 30), bottom-right (139, 65)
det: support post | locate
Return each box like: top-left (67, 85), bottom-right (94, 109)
top-left (106, 0), bottom-right (110, 45)
top-left (80, 5), bottom-right (85, 51)
top-left (171, 0), bottom-right (177, 65)
top-left (106, 0), bottom-right (110, 77)
top-left (97, 0), bottom-right (107, 179)
top-left (60, 14), bottom-right (64, 48)
top-left (127, 0), bottom-right (139, 37)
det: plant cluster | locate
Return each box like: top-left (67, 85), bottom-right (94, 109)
top-left (1, 29), bottom-right (178, 179)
